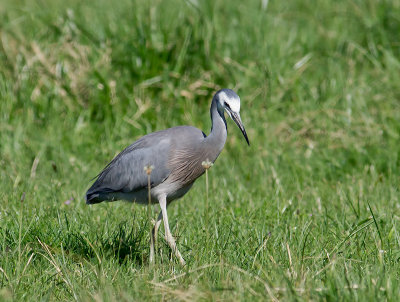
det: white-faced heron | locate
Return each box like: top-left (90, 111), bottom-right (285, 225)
top-left (86, 89), bottom-right (249, 265)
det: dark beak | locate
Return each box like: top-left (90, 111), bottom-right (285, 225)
top-left (231, 112), bottom-right (250, 146)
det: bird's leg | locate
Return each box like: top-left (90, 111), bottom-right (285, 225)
top-left (159, 194), bottom-right (186, 265)
top-left (153, 211), bottom-right (162, 250)
top-left (149, 211), bottom-right (162, 263)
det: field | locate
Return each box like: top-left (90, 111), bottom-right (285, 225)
top-left (1, 0), bottom-right (400, 300)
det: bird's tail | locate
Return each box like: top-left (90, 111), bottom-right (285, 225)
top-left (86, 191), bottom-right (103, 204)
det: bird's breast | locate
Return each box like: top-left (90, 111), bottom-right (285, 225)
top-left (166, 143), bottom-right (218, 186)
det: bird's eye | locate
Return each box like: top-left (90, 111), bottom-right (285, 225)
top-left (225, 102), bottom-right (231, 109)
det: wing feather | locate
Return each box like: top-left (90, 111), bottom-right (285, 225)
top-left (86, 134), bottom-right (171, 201)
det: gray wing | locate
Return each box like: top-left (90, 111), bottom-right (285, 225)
top-left (86, 131), bottom-right (172, 203)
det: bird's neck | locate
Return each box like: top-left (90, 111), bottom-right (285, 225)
top-left (205, 97), bottom-right (227, 153)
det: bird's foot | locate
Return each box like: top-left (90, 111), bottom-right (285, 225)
top-left (177, 253), bottom-right (186, 266)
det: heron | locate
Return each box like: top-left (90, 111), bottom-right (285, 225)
top-left (86, 89), bottom-right (249, 265)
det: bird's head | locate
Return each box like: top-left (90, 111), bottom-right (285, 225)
top-left (215, 89), bottom-right (250, 146)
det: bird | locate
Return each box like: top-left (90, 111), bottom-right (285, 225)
top-left (86, 89), bottom-right (249, 265)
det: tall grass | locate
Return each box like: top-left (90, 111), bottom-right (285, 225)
top-left (1, 0), bottom-right (400, 300)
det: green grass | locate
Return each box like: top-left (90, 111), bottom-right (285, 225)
top-left (1, 0), bottom-right (400, 300)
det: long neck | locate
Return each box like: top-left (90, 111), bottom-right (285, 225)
top-left (205, 97), bottom-right (227, 155)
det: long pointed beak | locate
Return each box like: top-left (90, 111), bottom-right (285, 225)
top-left (231, 112), bottom-right (250, 146)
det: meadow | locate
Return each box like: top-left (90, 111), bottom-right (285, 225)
top-left (1, 0), bottom-right (400, 300)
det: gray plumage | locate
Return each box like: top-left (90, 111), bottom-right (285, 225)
top-left (86, 89), bottom-right (249, 265)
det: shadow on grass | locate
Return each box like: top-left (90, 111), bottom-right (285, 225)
top-left (1, 214), bottom-right (148, 266)
top-left (60, 219), bottom-right (148, 265)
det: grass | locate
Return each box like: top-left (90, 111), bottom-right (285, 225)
top-left (1, 0), bottom-right (400, 300)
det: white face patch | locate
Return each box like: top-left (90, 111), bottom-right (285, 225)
top-left (218, 91), bottom-right (241, 113)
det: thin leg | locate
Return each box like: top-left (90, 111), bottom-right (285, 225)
top-left (159, 194), bottom-right (186, 265)
top-left (149, 211), bottom-right (162, 263)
